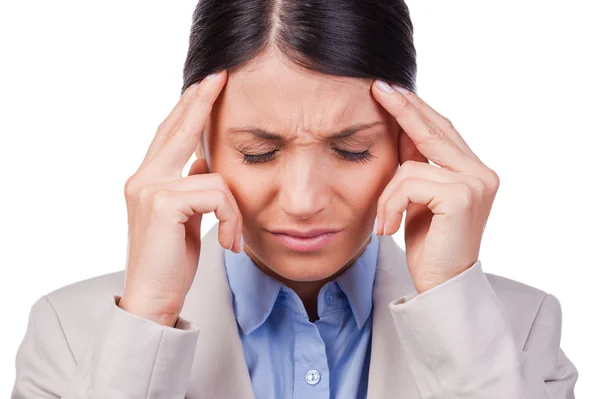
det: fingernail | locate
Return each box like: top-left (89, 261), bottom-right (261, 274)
top-left (391, 84), bottom-right (410, 95)
top-left (383, 221), bottom-right (388, 235)
top-left (205, 71), bottom-right (220, 80)
top-left (239, 234), bottom-right (244, 252)
top-left (373, 217), bottom-right (379, 235)
top-left (229, 237), bottom-right (235, 251)
top-left (375, 80), bottom-right (395, 94)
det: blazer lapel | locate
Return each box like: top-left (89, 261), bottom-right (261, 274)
top-left (366, 235), bottom-right (422, 399)
top-left (180, 225), bottom-right (420, 398)
top-left (180, 223), bottom-right (256, 399)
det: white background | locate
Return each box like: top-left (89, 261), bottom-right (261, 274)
top-left (1, 0), bottom-right (598, 396)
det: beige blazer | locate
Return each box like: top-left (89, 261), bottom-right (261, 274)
top-left (12, 223), bottom-right (578, 398)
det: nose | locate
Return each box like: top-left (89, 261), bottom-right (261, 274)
top-left (278, 155), bottom-right (331, 220)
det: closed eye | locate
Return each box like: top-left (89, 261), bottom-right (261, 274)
top-left (240, 148), bottom-right (375, 165)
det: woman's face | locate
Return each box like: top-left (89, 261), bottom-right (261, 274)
top-left (199, 54), bottom-right (399, 282)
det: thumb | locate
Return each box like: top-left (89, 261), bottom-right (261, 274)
top-left (184, 156), bottom-right (209, 245)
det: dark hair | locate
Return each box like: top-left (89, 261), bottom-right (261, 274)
top-left (181, 0), bottom-right (417, 95)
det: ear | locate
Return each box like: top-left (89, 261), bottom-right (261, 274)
top-left (398, 128), bottom-right (428, 165)
top-left (195, 144), bottom-right (203, 159)
top-left (195, 126), bottom-right (207, 159)
top-left (194, 128), bottom-right (211, 172)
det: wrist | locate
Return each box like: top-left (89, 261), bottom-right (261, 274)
top-left (118, 295), bottom-right (181, 327)
top-left (414, 265), bottom-right (474, 294)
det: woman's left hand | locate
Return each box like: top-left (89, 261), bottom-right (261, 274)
top-left (371, 81), bottom-right (500, 294)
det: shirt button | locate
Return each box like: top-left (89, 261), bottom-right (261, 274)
top-left (305, 369), bottom-right (321, 385)
top-left (324, 291), bottom-right (334, 305)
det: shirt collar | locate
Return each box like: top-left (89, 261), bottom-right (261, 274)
top-left (224, 233), bottom-right (380, 334)
top-left (334, 233), bottom-right (379, 328)
top-left (224, 248), bottom-right (283, 335)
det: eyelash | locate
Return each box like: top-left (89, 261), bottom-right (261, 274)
top-left (241, 149), bottom-right (375, 165)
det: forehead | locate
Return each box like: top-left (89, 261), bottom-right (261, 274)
top-left (215, 55), bottom-right (387, 136)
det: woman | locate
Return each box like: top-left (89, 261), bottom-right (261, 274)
top-left (11, 0), bottom-right (578, 398)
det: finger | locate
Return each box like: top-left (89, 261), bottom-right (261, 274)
top-left (376, 161), bottom-right (470, 229)
top-left (375, 161), bottom-right (467, 235)
top-left (168, 189), bottom-right (240, 252)
top-left (151, 172), bottom-right (243, 252)
top-left (372, 80), bottom-right (480, 174)
top-left (376, 178), bottom-right (473, 238)
top-left (184, 211), bottom-right (203, 251)
top-left (141, 82), bottom-right (201, 168)
top-left (185, 169), bottom-right (243, 253)
top-left (398, 115), bottom-right (498, 186)
top-left (153, 70), bottom-right (228, 175)
top-left (392, 86), bottom-right (481, 162)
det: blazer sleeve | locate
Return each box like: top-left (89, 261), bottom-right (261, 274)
top-left (388, 260), bottom-right (578, 399)
top-left (11, 294), bottom-right (200, 399)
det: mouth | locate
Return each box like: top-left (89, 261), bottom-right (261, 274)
top-left (270, 231), bottom-right (340, 252)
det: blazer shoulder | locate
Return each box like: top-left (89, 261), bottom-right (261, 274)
top-left (484, 271), bottom-right (554, 348)
top-left (40, 270), bottom-right (126, 361)
top-left (46, 269), bottom-right (125, 301)
top-left (45, 269), bottom-right (125, 310)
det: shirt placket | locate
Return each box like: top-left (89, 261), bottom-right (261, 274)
top-left (292, 317), bottom-right (330, 398)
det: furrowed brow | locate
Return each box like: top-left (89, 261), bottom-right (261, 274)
top-left (226, 121), bottom-right (385, 140)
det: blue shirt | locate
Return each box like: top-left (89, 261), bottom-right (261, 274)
top-left (223, 233), bottom-right (379, 399)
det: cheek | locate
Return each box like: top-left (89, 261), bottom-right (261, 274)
top-left (340, 165), bottom-right (394, 207)
top-left (339, 142), bottom-right (398, 195)
top-left (217, 164), bottom-right (270, 220)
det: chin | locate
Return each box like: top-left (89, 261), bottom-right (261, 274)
top-left (272, 262), bottom-right (343, 282)
top-left (264, 245), bottom-right (354, 282)
top-left (246, 227), bottom-right (369, 282)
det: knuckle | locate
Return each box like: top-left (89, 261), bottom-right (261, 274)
top-left (193, 91), bottom-right (213, 112)
top-left (396, 177), bottom-right (413, 194)
top-left (123, 176), bottom-right (135, 198)
top-left (181, 123), bottom-right (202, 143)
top-left (205, 174), bottom-right (231, 199)
top-left (172, 124), bottom-right (185, 139)
top-left (376, 196), bottom-right (386, 213)
top-left (440, 116), bottom-right (455, 130)
top-left (213, 173), bottom-right (228, 191)
top-left (397, 161), bottom-right (415, 181)
top-left (414, 95), bottom-right (426, 109)
top-left (384, 201), bottom-right (398, 215)
top-left (215, 188), bottom-right (229, 204)
top-left (400, 160), bottom-right (419, 173)
top-left (424, 120), bottom-right (445, 141)
top-left (397, 93), bottom-right (411, 109)
top-left (124, 176), bottom-right (141, 199)
top-left (195, 87), bottom-right (208, 101)
top-left (155, 120), bottom-right (168, 136)
top-left (485, 168), bottom-right (501, 190)
top-left (162, 125), bottom-right (179, 142)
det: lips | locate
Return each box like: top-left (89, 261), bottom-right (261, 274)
top-left (270, 231), bottom-right (339, 252)
top-left (270, 228), bottom-right (341, 238)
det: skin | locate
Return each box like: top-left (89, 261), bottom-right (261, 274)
top-left (369, 81), bottom-right (499, 295)
top-left (120, 51), bottom-right (499, 327)
top-left (194, 51), bottom-right (500, 322)
top-left (197, 53), bottom-right (399, 320)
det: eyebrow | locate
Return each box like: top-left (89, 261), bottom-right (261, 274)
top-left (226, 121), bottom-right (385, 140)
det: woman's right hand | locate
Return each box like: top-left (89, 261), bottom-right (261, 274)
top-left (118, 70), bottom-right (243, 327)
